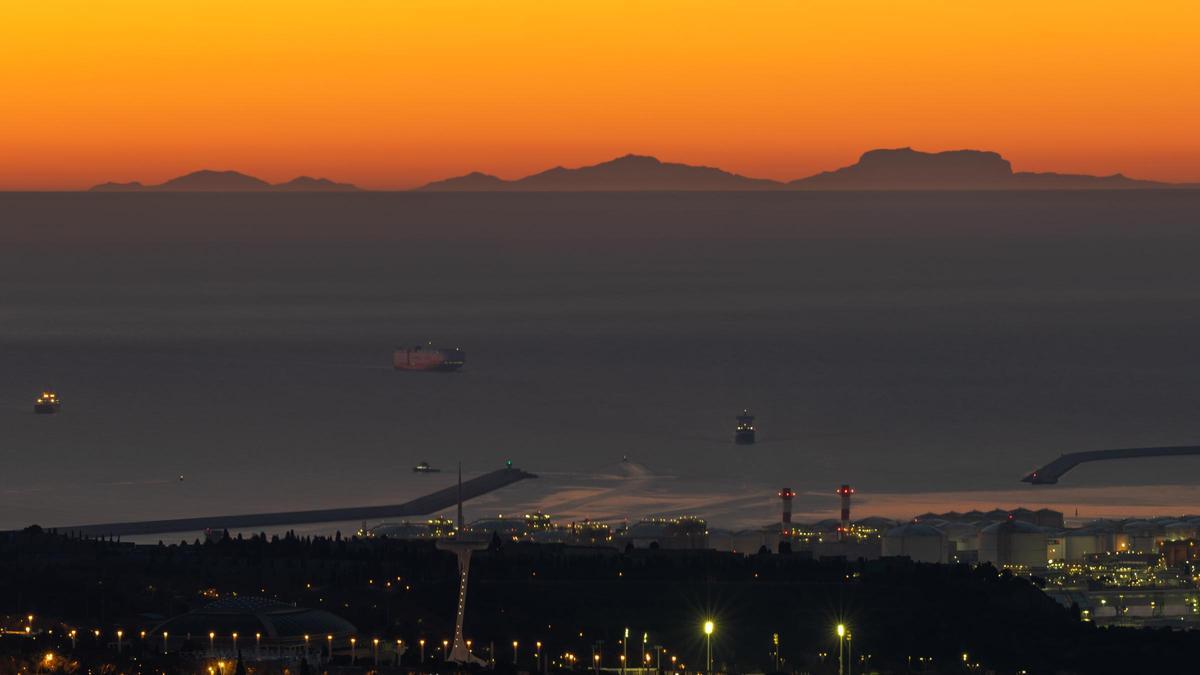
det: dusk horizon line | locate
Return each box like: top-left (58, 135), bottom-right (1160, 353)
top-left (7, 146), bottom-right (1200, 193)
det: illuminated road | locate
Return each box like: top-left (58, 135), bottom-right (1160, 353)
top-left (1022, 446), bottom-right (1200, 484)
top-left (32, 466), bottom-right (535, 537)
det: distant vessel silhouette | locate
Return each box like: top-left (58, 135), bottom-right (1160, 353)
top-left (34, 390), bottom-right (61, 414)
top-left (413, 461), bottom-right (441, 473)
top-left (393, 343), bottom-right (465, 371)
top-left (735, 409), bottom-right (756, 444)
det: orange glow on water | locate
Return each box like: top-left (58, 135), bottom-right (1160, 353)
top-left (1, 1), bottom-right (1197, 189)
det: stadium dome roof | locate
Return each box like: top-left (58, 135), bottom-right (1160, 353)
top-left (154, 597), bottom-right (355, 641)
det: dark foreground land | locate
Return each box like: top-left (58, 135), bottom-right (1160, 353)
top-left (2, 528), bottom-right (1199, 674)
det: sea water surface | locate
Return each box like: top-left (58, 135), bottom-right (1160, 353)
top-left (3, 191), bottom-right (1200, 534)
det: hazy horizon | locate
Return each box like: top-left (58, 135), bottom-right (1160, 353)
top-left (7, 146), bottom-right (1199, 192)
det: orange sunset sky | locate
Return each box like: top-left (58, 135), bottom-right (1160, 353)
top-left (2, 1), bottom-right (1197, 189)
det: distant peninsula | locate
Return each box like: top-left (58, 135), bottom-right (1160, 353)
top-left (88, 150), bottom-right (1194, 192)
top-left (90, 170), bottom-right (359, 192)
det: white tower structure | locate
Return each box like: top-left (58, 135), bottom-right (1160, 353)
top-left (438, 463), bottom-right (488, 665)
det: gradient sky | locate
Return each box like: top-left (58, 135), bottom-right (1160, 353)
top-left (2, 1), bottom-right (1197, 189)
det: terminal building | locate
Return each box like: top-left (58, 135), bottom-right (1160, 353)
top-left (153, 597), bottom-right (356, 662)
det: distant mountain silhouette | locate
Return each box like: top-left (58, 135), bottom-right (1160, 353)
top-left (419, 154), bottom-right (781, 191)
top-left (88, 151), bottom-right (1191, 192)
top-left (89, 181), bottom-right (145, 192)
top-left (419, 148), bottom-right (1183, 191)
top-left (420, 171), bottom-right (510, 191)
top-left (89, 170), bottom-right (359, 192)
top-left (791, 148), bottom-right (1013, 189)
top-left (156, 170), bottom-right (271, 191)
top-left (790, 148), bottom-right (1169, 190)
top-left (1009, 171), bottom-right (1165, 189)
top-left (274, 176), bottom-right (359, 192)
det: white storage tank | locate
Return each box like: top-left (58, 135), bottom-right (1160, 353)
top-left (882, 523), bottom-right (950, 563)
top-left (978, 520), bottom-right (1050, 568)
top-left (936, 521), bottom-right (981, 553)
top-left (1121, 520), bottom-right (1162, 554)
top-left (1161, 520), bottom-right (1196, 542)
top-left (1064, 528), bottom-right (1109, 561)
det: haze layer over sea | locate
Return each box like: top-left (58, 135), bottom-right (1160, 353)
top-left (4, 191), bottom-right (1200, 535)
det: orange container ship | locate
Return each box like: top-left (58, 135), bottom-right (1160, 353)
top-left (393, 344), bottom-right (466, 371)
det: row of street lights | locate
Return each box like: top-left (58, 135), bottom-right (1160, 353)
top-left (58, 620), bottom-right (896, 674)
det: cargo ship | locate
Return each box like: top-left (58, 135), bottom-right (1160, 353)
top-left (413, 461), bottom-right (441, 473)
top-left (34, 390), bottom-right (61, 414)
top-left (735, 409), bottom-right (756, 444)
top-left (393, 344), bottom-right (465, 371)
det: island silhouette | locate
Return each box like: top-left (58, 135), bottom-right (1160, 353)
top-left (90, 170), bottom-right (359, 192)
top-left (89, 149), bottom-right (1191, 192)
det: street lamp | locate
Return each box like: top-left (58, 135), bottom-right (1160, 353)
top-left (350, 637), bottom-right (357, 665)
top-left (231, 632), bottom-right (238, 655)
top-left (836, 624), bottom-right (846, 675)
top-left (847, 630), bottom-right (853, 675)
top-left (772, 633), bottom-right (780, 672)
top-left (209, 631), bottom-right (216, 656)
top-left (444, 639), bottom-right (450, 661)
top-left (116, 630), bottom-right (123, 654)
top-left (161, 631), bottom-right (168, 654)
top-left (513, 640), bottom-right (519, 665)
top-left (419, 638), bottom-right (425, 663)
top-left (374, 638), bottom-right (380, 666)
top-left (623, 628), bottom-right (629, 675)
top-left (703, 620), bottom-right (714, 675)
top-left (69, 630), bottom-right (77, 651)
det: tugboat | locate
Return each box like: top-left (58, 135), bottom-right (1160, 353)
top-left (413, 461), bottom-right (441, 473)
top-left (734, 409), bottom-right (756, 445)
top-left (34, 390), bottom-right (61, 414)
top-left (393, 343), bottom-right (466, 371)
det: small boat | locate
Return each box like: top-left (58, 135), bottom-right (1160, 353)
top-left (413, 461), bottom-right (441, 473)
top-left (34, 391), bottom-right (61, 415)
top-left (735, 409), bottom-right (756, 445)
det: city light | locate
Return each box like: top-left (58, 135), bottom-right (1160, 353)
top-left (703, 620), bottom-right (714, 674)
top-left (836, 624), bottom-right (848, 675)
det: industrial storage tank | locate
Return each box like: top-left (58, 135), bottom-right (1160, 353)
top-left (1065, 526), bottom-right (1108, 557)
top-left (1161, 520), bottom-right (1197, 542)
top-left (978, 520), bottom-right (1050, 568)
top-left (1121, 520), bottom-right (1163, 553)
top-left (1064, 527), bottom-right (1109, 561)
top-left (936, 521), bottom-right (982, 554)
top-left (882, 523), bottom-right (950, 563)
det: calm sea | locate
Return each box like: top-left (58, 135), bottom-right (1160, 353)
top-left (4, 191), bottom-right (1200, 533)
